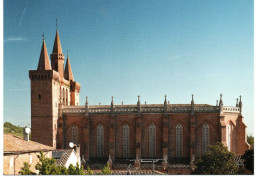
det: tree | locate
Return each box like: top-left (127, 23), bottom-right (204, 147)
top-left (67, 163), bottom-right (85, 175)
top-left (192, 142), bottom-right (238, 175)
top-left (242, 149), bottom-right (254, 174)
top-left (86, 166), bottom-right (94, 175)
top-left (101, 163), bottom-right (112, 175)
top-left (247, 135), bottom-right (254, 149)
top-left (19, 162), bottom-right (35, 175)
top-left (35, 151), bottom-right (60, 175)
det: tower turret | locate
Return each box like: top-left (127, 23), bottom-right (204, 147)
top-left (50, 29), bottom-right (65, 78)
top-left (64, 53), bottom-right (74, 81)
top-left (29, 34), bottom-right (60, 148)
top-left (37, 35), bottom-right (52, 70)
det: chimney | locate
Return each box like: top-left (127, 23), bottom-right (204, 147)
top-left (24, 127), bottom-right (30, 141)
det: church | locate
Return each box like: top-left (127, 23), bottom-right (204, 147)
top-left (29, 28), bottom-right (250, 174)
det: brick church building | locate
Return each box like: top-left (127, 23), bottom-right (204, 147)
top-left (29, 29), bottom-right (250, 174)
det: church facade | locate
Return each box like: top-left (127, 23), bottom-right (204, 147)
top-left (29, 29), bottom-right (250, 174)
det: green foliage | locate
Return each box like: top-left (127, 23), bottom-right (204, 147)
top-left (4, 122), bottom-right (26, 138)
top-left (192, 142), bottom-right (238, 175)
top-left (85, 166), bottom-right (94, 175)
top-left (247, 135), bottom-right (254, 148)
top-left (242, 149), bottom-right (254, 174)
top-left (35, 151), bottom-right (60, 175)
top-left (101, 163), bottom-right (112, 175)
top-left (32, 151), bottom-right (87, 175)
top-left (67, 163), bottom-right (85, 175)
top-left (19, 162), bottom-right (35, 175)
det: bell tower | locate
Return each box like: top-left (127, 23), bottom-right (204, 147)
top-left (29, 34), bottom-right (60, 148)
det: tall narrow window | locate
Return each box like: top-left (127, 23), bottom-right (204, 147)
top-left (149, 124), bottom-right (156, 157)
top-left (97, 125), bottom-right (104, 157)
top-left (123, 125), bottom-right (129, 158)
top-left (72, 126), bottom-right (78, 144)
top-left (202, 124), bottom-right (209, 153)
top-left (227, 124), bottom-right (231, 151)
top-left (176, 124), bottom-right (183, 157)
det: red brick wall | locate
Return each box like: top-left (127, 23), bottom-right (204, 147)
top-left (141, 114), bottom-right (163, 158)
top-left (59, 111), bottom-right (249, 160)
top-left (89, 114), bottom-right (110, 158)
top-left (195, 113), bottom-right (220, 157)
top-left (115, 114), bottom-right (136, 158)
top-left (168, 113), bottom-right (190, 158)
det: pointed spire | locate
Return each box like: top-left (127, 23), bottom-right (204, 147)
top-left (164, 95), bottom-right (167, 105)
top-left (236, 98), bottom-right (239, 107)
top-left (85, 96), bottom-right (89, 116)
top-left (137, 95), bottom-right (141, 115)
top-left (64, 52), bottom-right (74, 81)
top-left (164, 95), bottom-right (168, 115)
top-left (239, 95), bottom-right (242, 113)
top-left (37, 34), bottom-right (52, 70)
top-left (86, 96), bottom-right (88, 105)
top-left (111, 96), bottom-right (114, 106)
top-left (219, 94), bottom-right (223, 106)
top-left (219, 94), bottom-right (223, 114)
top-left (191, 94), bottom-right (195, 115)
top-left (52, 29), bottom-right (63, 54)
top-left (216, 100), bottom-right (218, 106)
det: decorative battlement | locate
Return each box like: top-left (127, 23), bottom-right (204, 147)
top-left (222, 106), bottom-right (240, 113)
top-left (62, 104), bottom-right (224, 115)
top-left (61, 94), bottom-right (242, 115)
top-left (62, 106), bottom-right (85, 114)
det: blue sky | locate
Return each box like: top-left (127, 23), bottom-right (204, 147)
top-left (4, 0), bottom-right (254, 135)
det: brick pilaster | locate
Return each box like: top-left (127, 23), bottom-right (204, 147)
top-left (162, 115), bottom-right (168, 158)
top-left (189, 114), bottom-right (196, 161)
top-left (84, 116), bottom-right (90, 161)
top-left (109, 116), bottom-right (116, 160)
top-left (136, 115), bottom-right (141, 158)
top-left (219, 115), bottom-right (227, 146)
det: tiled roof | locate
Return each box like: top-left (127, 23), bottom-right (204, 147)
top-left (4, 134), bottom-right (54, 153)
top-left (53, 149), bottom-right (74, 166)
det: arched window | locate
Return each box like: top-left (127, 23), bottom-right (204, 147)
top-left (202, 124), bottom-right (209, 153)
top-left (176, 124), bottom-right (183, 157)
top-left (72, 126), bottom-right (78, 144)
top-left (227, 123), bottom-right (232, 151)
top-left (97, 125), bottom-right (104, 157)
top-left (149, 124), bottom-right (156, 157)
top-left (123, 125), bottom-right (129, 157)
